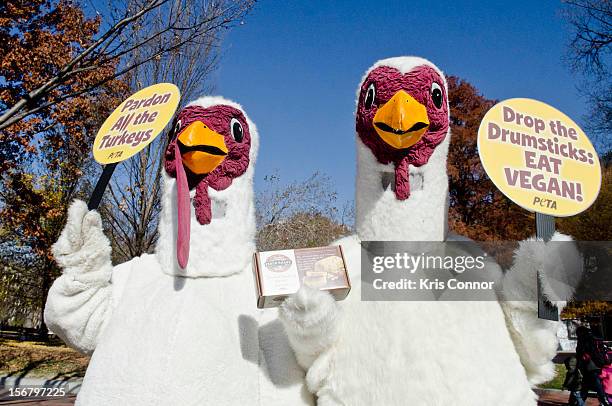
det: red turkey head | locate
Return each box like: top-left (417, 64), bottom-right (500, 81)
top-left (164, 100), bottom-right (253, 268)
top-left (356, 58), bottom-right (450, 200)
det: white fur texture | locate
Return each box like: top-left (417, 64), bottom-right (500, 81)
top-left (71, 255), bottom-right (312, 405)
top-left (44, 97), bottom-right (312, 405)
top-left (281, 235), bottom-right (538, 405)
top-left (281, 57), bottom-right (580, 405)
top-left (501, 232), bottom-right (583, 304)
top-left (500, 232), bottom-right (583, 384)
top-left (45, 200), bottom-right (115, 354)
top-left (355, 57), bottom-right (450, 242)
top-left (156, 96), bottom-right (258, 278)
top-left (355, 137), bottom-right (450, 242)
top-left (280, 286), bottom-right (341, 371)
top-left (369, 56), bottom-right (448, 77)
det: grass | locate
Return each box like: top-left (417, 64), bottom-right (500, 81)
top-left (0, 337), bottom-right (572, 388)
top-left (0, 338), bottom-right (89, 379)
top-left (539, 364), bottom-right (566, 390)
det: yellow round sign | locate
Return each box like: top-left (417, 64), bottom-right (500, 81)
top-left (93, 83), bottom-right (180, 164)
top-left (477, 98), bottom-right (601, 217)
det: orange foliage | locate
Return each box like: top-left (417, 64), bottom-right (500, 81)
top-left (0, 0), bottom-right (128, 333)
top-left (0, 0), bottom-right (128, 173)
top-left (447, 76), bottom-right (535, 241)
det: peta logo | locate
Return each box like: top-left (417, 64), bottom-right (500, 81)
top-left (533, 196), bottom-right (557, 210)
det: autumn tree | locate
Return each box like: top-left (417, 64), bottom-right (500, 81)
top-left (0, 0), bottom-right (128, 335)
top-left (557, 151), bottom-right (612, 240)
top-left (558, 153), bottom-right (611, 324)
top-left (446, 76), bottom-right (534, 241)
top-left (0, 0), bottom-right (127, 173)
top-left (97, 0), bottom-right (249, 263)
top-left (0, 0), bottom-right (255, 333)
top-left (0, 174), bottom-right (66, 329)
top-left (0, 0), bottom-right (254, 135)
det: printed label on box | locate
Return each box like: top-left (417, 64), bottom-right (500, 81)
top-left (253, 245), bottom-right (351, 308)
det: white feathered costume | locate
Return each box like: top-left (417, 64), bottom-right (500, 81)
top-left (279, 57), bottom-right (583, 406)
top-left (45, 96), bottom-right (313, 406)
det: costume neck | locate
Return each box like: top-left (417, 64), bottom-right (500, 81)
top-left (355, 133), bottom-right (450, 242)
top-left (155, 171), bottom-right (255, 278)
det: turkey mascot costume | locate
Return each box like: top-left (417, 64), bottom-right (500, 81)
top-left (45, 96), bottom-right (313, 406)
top-left (280, 57), bottom-right (583, 406)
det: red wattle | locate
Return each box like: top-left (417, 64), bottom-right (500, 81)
top-left (194, 182), bottom-right (212, 224)
top-left (175, 146), bottom-right (190, 269)
top-left (395, 158), bottom-right (411, 200)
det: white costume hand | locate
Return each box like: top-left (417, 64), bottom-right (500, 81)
top-left (52, 199), bottom-right (112, 277)
top-left (44, 200), bottom-right (115, 354)
top-left (279, 286), bottom-right (340, 370)
top-left (501, 232), bottom-right (582, 306)
top-left (500, 232), bottom-right (583, 385)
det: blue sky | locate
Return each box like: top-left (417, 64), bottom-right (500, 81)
top-left (213, 0), bottom-right (587, 205)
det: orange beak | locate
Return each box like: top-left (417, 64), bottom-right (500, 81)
top-left (373, 90), bottom-right (429, 149)
top-left (177, 121), bottom-right (228, 175)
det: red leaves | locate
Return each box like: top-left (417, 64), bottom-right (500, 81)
top-left (447, 76), bottom-right (534, 240)
top-left (0, 0), bottom-right (128, 278)
top-left (1, 0), bottom-right (128, 173)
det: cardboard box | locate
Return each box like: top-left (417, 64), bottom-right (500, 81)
top-left (252, 245), bottom-right (351, 308)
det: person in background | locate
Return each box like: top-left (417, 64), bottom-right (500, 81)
top-left (576, 326), bottom-right (612, 406)
top-left (600, 347), bottom-right (612, 405)
top-left (563, 355), bottom-right (585, 406)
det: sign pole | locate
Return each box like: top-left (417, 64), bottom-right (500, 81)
top-left (536, 213), bottom-right (559, 321)
top-left (477, 98), bottom-right (602, 321)
top-left (87, 163), bottom-right (118, 210)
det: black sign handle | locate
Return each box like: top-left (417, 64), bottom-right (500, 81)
top-left (536, 212), bottom-right (559, 321)
top-left (87, 163), bottom-right (117, 210)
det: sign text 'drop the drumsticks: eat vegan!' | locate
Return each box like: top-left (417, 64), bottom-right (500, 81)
top-left (478, 98), bottom-right (601, 216)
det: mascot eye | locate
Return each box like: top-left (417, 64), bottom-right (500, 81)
top-left (364, 83), bottom-right (376, 109)
top-left (173, 119), bottom-right (182, 138)
top-left (431, 82), bottom-right (443, 109)
top-left (230, 118), bottom-right (244, 142)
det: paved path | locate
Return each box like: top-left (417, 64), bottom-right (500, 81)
top-left (0, 390), bottom-right (76, 405)
top-left (0, 377), bottom-right (81, 405)
top-left (536, 389), bottom-right (601, 405)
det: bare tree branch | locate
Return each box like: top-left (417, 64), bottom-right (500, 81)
top-left (563, 0), bottom-right (612, 146)
top-left (98, 0), bottom-right (241, 263)
top-left (0, 0), bottom-right (253, 131)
